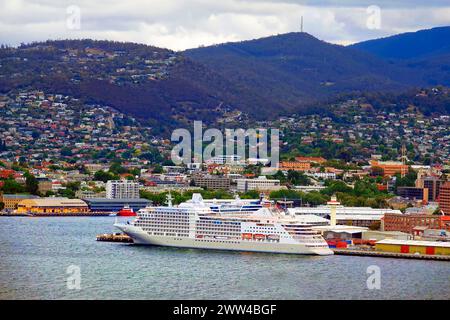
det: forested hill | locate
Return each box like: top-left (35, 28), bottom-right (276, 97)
top-left (1, 29), bottom-right (449, 132)
top-left (0, 39), bottom-right (277, 134)
top-left (184, 32), bottom-right (430, 112)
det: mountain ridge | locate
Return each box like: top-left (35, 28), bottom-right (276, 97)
top-left (1, 27), bottom-right (449, 131)
top-left (350, 26), bottom-right (450, 60)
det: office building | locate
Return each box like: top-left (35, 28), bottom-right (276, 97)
top-left (236, 176), bottom-right (282, 192)
top-left (416, 175), bottom-right (443, 201)
top-left (439, 182), bottom-right (450, 215)
top-left (397, 187), bottom-right (428, 202)
top-left (382, 213), bottom-right (450, 234)
top-left (192, 175), bottom-right (231, 190)
top-left (370, 160), bottom-right (408, 177)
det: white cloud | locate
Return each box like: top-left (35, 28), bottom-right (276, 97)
top-left (0, 0), bottom-right (449, 50)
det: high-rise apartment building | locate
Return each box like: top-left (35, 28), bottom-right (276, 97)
top-left (106, 180), bottom-right (140, 199)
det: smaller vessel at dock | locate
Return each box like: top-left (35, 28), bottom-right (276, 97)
top-left (117, 205), bottom-right (136, 217)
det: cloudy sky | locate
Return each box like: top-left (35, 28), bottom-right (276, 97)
top-left (1, 0), bottom-right (449, 50)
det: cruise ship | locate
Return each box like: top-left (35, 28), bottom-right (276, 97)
top-left (114, 194), bottom-right (333, 255)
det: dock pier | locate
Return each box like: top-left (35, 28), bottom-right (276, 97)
top-left (332, 248), bottom-right (450, 261)
top-left (96, 233), bottom-right (133, 243)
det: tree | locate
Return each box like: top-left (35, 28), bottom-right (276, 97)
top-left (24, 172), bottom-right (39, 195)
top-left (321, 180), bottom-right (352, 196)
top-left (286, 170), bottom-right (310, 186)
top-left (109, 162), bottom-right (127, 174)
top-left (94, 170), bottom-right (119, 183)
top-left (0, 202), bottom-right (4, 211)
top-left (1, 179), bottom-right (25, 194)
top-left (394, 169), bottom-right (417, 192)
top-left (139, 148), bottom-right (163, 163)
top-left (60, 147), bottom-right (73, 157)
top-left (303, 191), bottom-right (328, 206)
top-left (58, 188), bottom-right (75, 198)
top-left (152, 164), bottom-right (163, 174)
top-left (239, 190), bottom-right (261, 199)
top-left (269, 170), bottom-right (286, 183)
top-left (66, 182), bottom-right (81, 192)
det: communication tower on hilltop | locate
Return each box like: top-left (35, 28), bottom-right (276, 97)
top-left (401, 144), bottom-right (407, 178)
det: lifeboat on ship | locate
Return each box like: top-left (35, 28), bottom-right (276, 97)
top-left (117, 205), bottom-right (136, 217)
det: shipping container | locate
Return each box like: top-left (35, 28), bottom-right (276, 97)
top-left (336, 241), bottom-right (348, 248)
top-left (400, 245), bottom-right (409, 253)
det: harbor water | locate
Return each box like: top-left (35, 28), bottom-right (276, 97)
top-left (0, 217), bottom-right (449, 300)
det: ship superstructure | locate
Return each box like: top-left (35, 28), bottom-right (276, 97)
top-left (199, 195), bottom-right (267, 214)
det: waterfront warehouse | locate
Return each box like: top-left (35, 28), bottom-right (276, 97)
top-left (84, 198), bottom-right (151, 212)
top-left (16, 197), bottom-right (89, 214)
top-left (375, 239), bottom-right (450, 255)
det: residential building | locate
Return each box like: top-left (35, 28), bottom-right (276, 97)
top-left (279, 161), bottom-right (311, 171)
top-left (192, 175), bottom-right (231, 190)
top-left (38, 180), bottom-right (53, 194)
top-left (106, 180), bottom-right (139, 199)
top-left (75, 190), bottom-right (106, 199)
top-left (295, 156), bottom-right (326, 164)
top-left (246, 158), bottom-right (270, 165)
top-left (310, 172), bottom-right (336, 180)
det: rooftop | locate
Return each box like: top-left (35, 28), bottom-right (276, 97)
top-left (2, 194), bottom-right (40, 199)
top-left (377, 239), bottom-right (450, 248)
top-left (18, 197), bottom-right (88, 207)
top-left (84, 198), bottom-right (151, 203)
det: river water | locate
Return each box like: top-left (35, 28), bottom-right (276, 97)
top-left (0, 217), bottom-right (448, 300)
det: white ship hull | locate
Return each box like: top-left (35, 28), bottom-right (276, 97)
top-left (115, 224), bottom-right (333, 255)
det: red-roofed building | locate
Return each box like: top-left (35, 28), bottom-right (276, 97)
top-left (0, 170), bottom-right (18, 179)
top-left (295, 156), bottom-right (326, 164)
